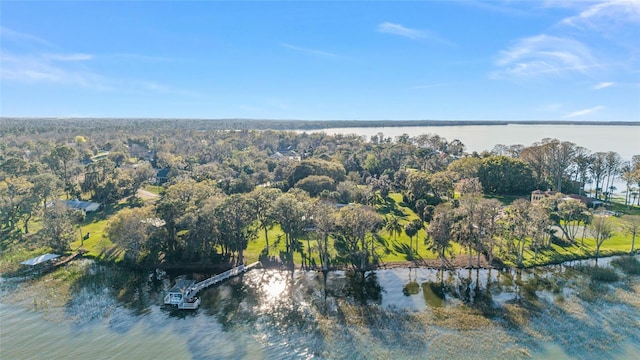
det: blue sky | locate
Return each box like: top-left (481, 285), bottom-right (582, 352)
top-left (1, 1), bottom-right (639, 121)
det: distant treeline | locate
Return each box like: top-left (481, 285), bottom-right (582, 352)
top-left (1, 117), bottom-right (638, 134)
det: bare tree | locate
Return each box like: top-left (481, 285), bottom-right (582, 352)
top-left (603, 152), bottom-right (621, 201)
top-left (622, 215), bottom-right (640, 254)
top-left (544, 139), bottom-right (576, 193)
top-left (590, 216), bottom-right (614, 260)
top-left (589, 152), bottom-right (607, 200)
top-left (557, 200), bottom-right (588, 243)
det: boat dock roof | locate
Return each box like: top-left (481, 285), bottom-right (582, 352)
top-left (20, 253), bottom-right (60, 266)
top-left (168, 279), bottom-right (195, 294)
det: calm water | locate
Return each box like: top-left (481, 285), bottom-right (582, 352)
top-left (1, 257), bottom-right (639, 359)
top-left (308, 124), bottom-right (640, 161)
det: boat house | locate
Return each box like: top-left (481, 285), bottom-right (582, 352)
top-left (164, 279), bottom-right (196, 306)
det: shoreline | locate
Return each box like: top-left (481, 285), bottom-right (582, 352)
top-left (235, 252), bottom-right (636, 274)
top-left (2, 117), bottom-right (639, 132)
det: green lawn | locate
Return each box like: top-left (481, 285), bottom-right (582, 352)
top-left (6, 191), bottom-right (639, 272)
top-left (243, 192), bottom-right (461, 265)
top-left (516, 215), bottom-right (636, 268)
top-left (70, 202), bottom-right (129, 261)
top-left (144, 185), bottom-right (164, 195)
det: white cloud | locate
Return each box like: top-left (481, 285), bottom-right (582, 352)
top-left (592, 81), bottom-right (614, 90)
top-left (378, 22), bottom-right (455, 46)
top-left (280, 42), bottom-right (341, 58)
top-left (562, 105), bottom-right (604, 118)
top-left (0, 26), bottom-right (51, 47)
top-left (561, 0), bottom-right (640, 28)
top-left (44, 53), bottom-right (94, 61)
top-left (451, 0), bottom-right (532, 17)
top-left (1, 51), bottom-right (199, 97)
top-left (493, 34), bottom-right (600, 78)
top-left (378, 22), bottom-right (426, 40)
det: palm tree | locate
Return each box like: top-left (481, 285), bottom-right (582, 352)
top-left (384, 215), bottom-right (403, 243)
top-left (404, 219), bottom-right (423, 255)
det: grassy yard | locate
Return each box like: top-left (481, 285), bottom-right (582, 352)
top-left (144, 185), bottom-right (164, 195)
top-left (4, 190), bottom-right (639, 272)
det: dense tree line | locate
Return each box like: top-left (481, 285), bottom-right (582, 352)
top-left (1, 119), bottom-right (639, 270)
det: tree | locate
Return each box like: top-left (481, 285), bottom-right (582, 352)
top-left (502, 199), bottom-right (532, 267)
top-left (106, 207), bottom-right (153, 262)
top-left (288, 159), bottom-right (346, 187)
top-left (544, 139), bottom-right (576, 193)
top-left (590, 216), bottom-right (613, 260)
top-left (270, 193), bottom-right (310, 265)
top-left (217, 194), bottom-right (257, 266)
top-left (620, 161), bottom-right (638, 207)
top-left (31, 173), bottom-right (60, 210)
top-left (128, 162), bottom-right (156, 196)
top-left (156, 179), bottom-right (217, 255)
top-left (621, 215), bottom-right (640, 254)
top-left (404, 171), bottom-right (431, 204)
top-left (447, 157), bottom-right (481, 179)
top-left (404, 219), bottom-right (423, 256)
top-left (556, 200), bottom-right (588, 243)
top-left (477, 198), bottom-right (503, 265)
top-left (0, 176), bottom-right (34, 232)
top-left (312, 201), bottom-right (337, 271)
top-left (452, 178), bottom-right (485, 268)
top-left (41, 203), bottom-right (76, 253)
top-left (186, 196), bottom-right (224, 262)
top-left (573, 147), bottom-right (592, 196)
top-left (520, 143), bottom-right (548, 188)
top-left (334, 204), bottom-right (382, 271)
top-left (429, 171), bottom-right (457, 201)
top-left (529, 205), bottom-right (553, 260)
top-left (426, 203), bottom-right (454, 268)
top-left (603, 152), bottom-right (621, 201)
top-left (589, 152), bottom-right (607, 200)
top-left (250, 187), bottom-right (281, 254)
top-left (45, 144), bottom-right (77, 199)
top-left (384, 215), bottom-right (403, 242)
top-left (294, 175), bottom-right (336, 197)
top-left (478, 156), bottom-right (534, 195)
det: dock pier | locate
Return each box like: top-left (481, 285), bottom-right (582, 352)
top-left (164, 261), bottom-right (261, 310)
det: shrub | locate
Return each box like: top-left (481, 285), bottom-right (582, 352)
top-left (589, 266), bottom-right (619, 283)
top-left (611, 256), bottom-right (640, 275)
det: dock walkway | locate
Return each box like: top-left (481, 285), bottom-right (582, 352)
top-left (165, 261), bottom-right (261, 310)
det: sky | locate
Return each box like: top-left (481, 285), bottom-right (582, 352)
top-left (1, 1), bottom-right (639, 121)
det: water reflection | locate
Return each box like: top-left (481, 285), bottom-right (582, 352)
top-left (1, 256), bottom-right (638, 359)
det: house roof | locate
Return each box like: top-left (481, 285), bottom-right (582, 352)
top-left (20, 253), bottom-right (60, 266)
top-left (156, 168), bottom-right (170, 178)
top-left (65, 199), bottom-right (100, 211)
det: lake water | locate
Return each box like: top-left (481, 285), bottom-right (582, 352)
top-left (305, 124), bottom-right (640, 161)
top-left (1, 257), bottom-right (639, 359)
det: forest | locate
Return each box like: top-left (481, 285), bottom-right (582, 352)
top-left (1, 118), bottom-right (639, 272)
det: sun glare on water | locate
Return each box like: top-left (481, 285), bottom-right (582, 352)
top-left (261, 271), bottom-right (289, 306)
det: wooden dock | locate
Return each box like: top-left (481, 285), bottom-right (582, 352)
top-left (165, 261), bottom-right (261, 310)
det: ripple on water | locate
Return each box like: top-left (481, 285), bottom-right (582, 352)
top-left (1, 256), bottom-right (638, 359)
